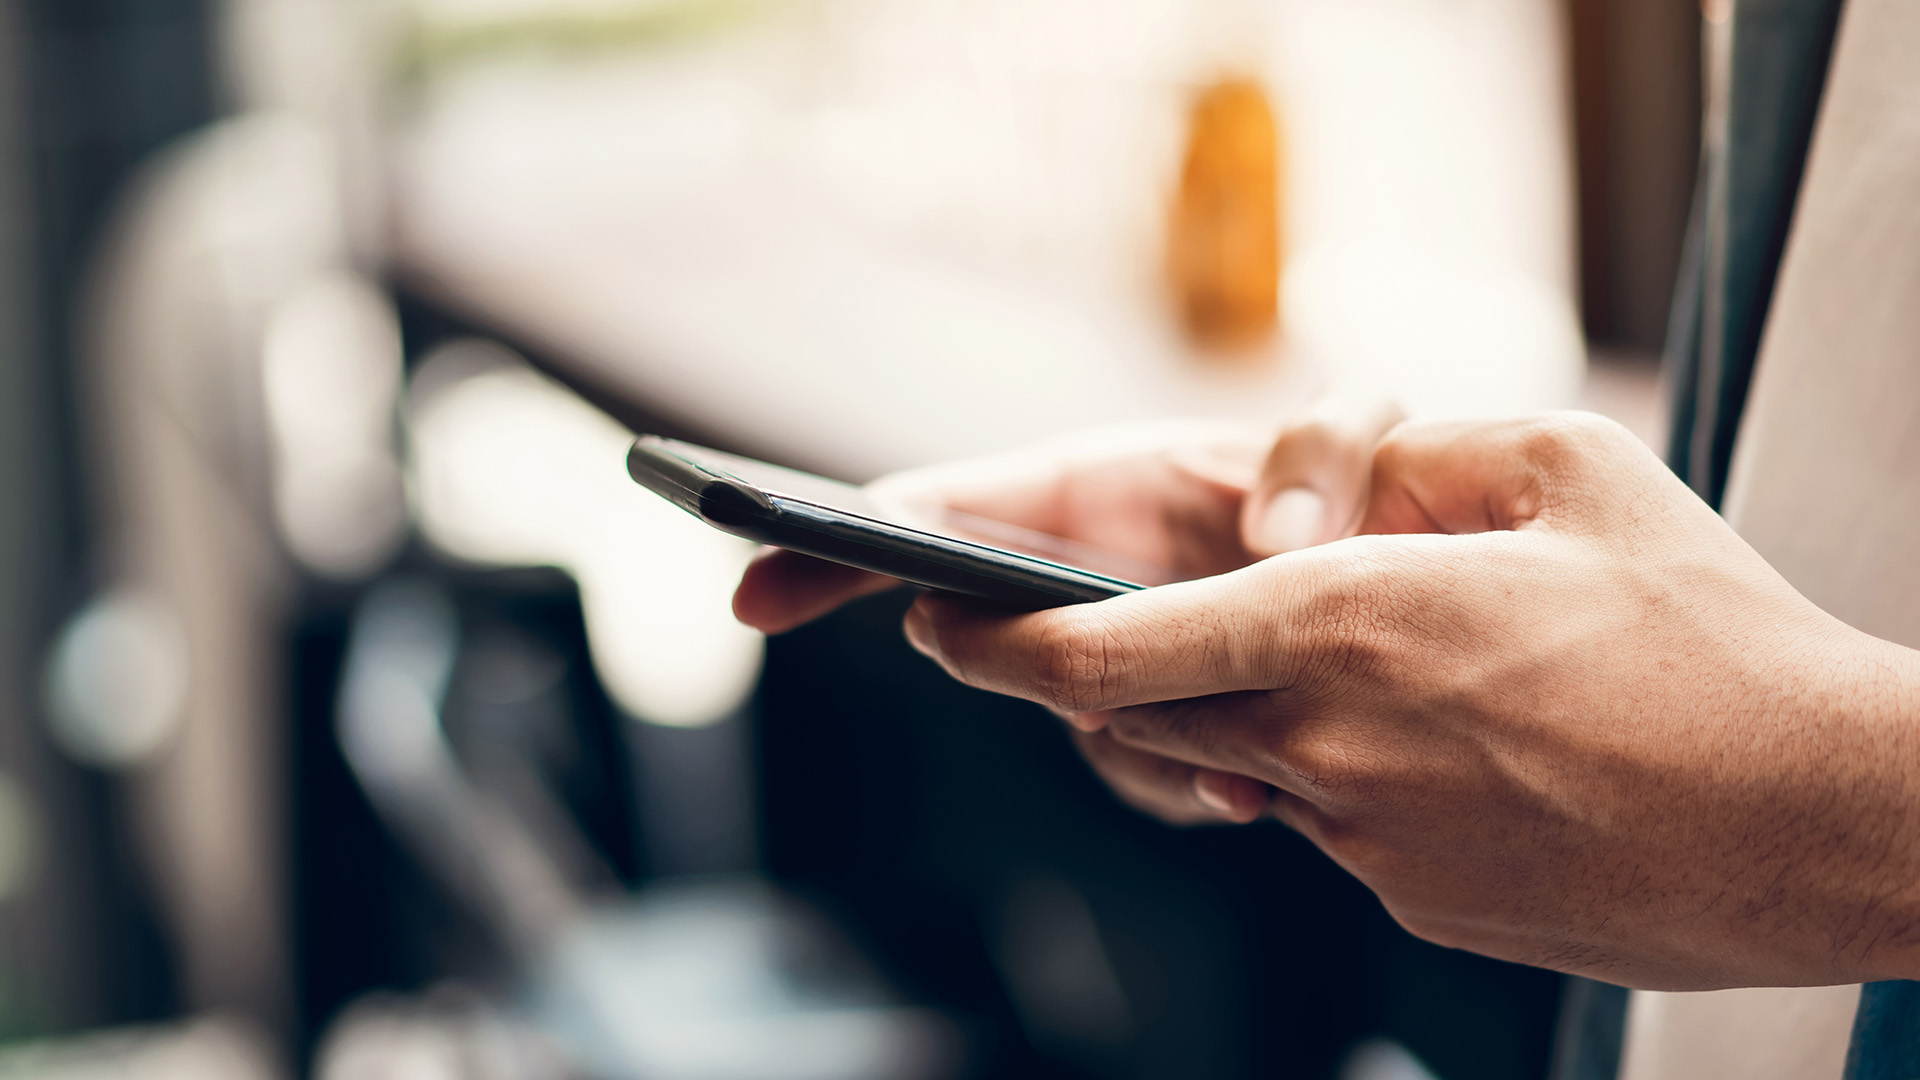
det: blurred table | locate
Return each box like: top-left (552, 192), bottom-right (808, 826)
top-left (390, 0), bottom-right (1588, 480)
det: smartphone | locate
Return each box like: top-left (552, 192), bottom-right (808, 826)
top-left (626, 436), bottom-right (1162, 608)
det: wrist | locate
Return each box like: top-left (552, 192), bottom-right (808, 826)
top-left (1828, 630), bottom-right (1920, 982)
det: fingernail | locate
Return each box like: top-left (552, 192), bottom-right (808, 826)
top-left (1252, 487), bottom-right (1328, 553)
top-left (1193, 771), bottom-right (1236, 816)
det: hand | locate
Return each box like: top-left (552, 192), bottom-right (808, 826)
top-left (733, 401), bottom-right (1401, 634)
top-left (732, 406), bottom-right (1399, 827)
top-left (901, 413), bottom-right (1920, 989)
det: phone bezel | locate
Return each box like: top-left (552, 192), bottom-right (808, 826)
top-left (626, 436), bottom-right (1143, 607)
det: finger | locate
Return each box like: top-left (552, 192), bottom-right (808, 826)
top-left (882, 422), bottom-right (1267, 580)
top-left (735, 421), bottom-right (1271, 634)
top-left (1097, 690), bottom-right (1390, 822)
top-left (1241, 396), bottom-right (1404, 556)
top-left (1356, 412), bottom-right (1646, 537)
top-left (902, 565), bottom-right (1303, 713)
top-left (1072, 728), bottom-right (1267, 825)
top-left (1052, 706), bottom-right (1110, 734)
top-left (871, 420), bottom-right (1254, 533)
top-left (1098, 689), bottom-right (1298, 780)
top-left (1192, 769), bottom-right (1273, 824)
top-left (730, 447), bottom-right (1092, 636)
top-left (1261, 786), bottom-right (1323, 834)
top-left (869, 457), bottom-right (1075, 538)
top-left (732, 548), bottom-right (901, 633)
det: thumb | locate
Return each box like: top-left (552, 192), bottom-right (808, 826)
top-left (1241, 396), bottom-right (1404, 556)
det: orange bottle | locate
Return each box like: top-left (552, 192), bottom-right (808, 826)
top-left (1168, 76), bottom-right (1284, 355)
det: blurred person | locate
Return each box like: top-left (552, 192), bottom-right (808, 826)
top-left (734, 0), bottom-right (1920, 1077)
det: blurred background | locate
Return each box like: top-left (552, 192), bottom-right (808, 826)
top-left (0, 0), bottom-right (1702, 1077)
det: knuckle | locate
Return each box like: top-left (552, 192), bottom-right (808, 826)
top-left (1514, 416), bottom-right (1582, 465)
top-left (1255, 422), bottom-right (1338, 496)
top-left (1032, 614), bottom-right (1117, 713)
top-left (1506, 412), bottom-right (1641, 519)
top-left (1293, 549), bottom-right (1400, 690)
top-left (1273, 730), bottom-right (1378, 800)
top-left (1276, 418), bottom-right (1340, 457)
top-left (1368, 425), bottom-right (1417, 479)
top-left (1107, 701), bottom-right (1203, 757)
top-left (1511, 412), bottom-right (1623, 473)
top-left (1367, 410), bottom-right (1441, 457)
top-left (1168, 701), bottom-right (1226, 759)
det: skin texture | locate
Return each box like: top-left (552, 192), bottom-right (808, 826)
top-left (733, 411), bottom-right (1920, 991)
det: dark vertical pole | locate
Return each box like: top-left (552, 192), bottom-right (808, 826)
top-left (1567, 0), bottom-right (1703, 353)
top-left (0, 0), bottom-right (218, 1034)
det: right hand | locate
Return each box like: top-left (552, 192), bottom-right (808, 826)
top-left (731, 401), bottom-right (1402, 823)
top-left (897, 413), bottom-right (1920, 988)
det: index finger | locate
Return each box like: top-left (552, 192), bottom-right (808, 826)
top-left (730, 455), bottom-right (1084, 635)
top-left (732, 548), bottom-right (902, 633)
top-left (726, 451), bottom-right (1065, 635)
top-left (902, 561), bottom-right (1305, 713)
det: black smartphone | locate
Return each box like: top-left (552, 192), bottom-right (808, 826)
top-left (626, 435), bottom-right (1163, 608)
